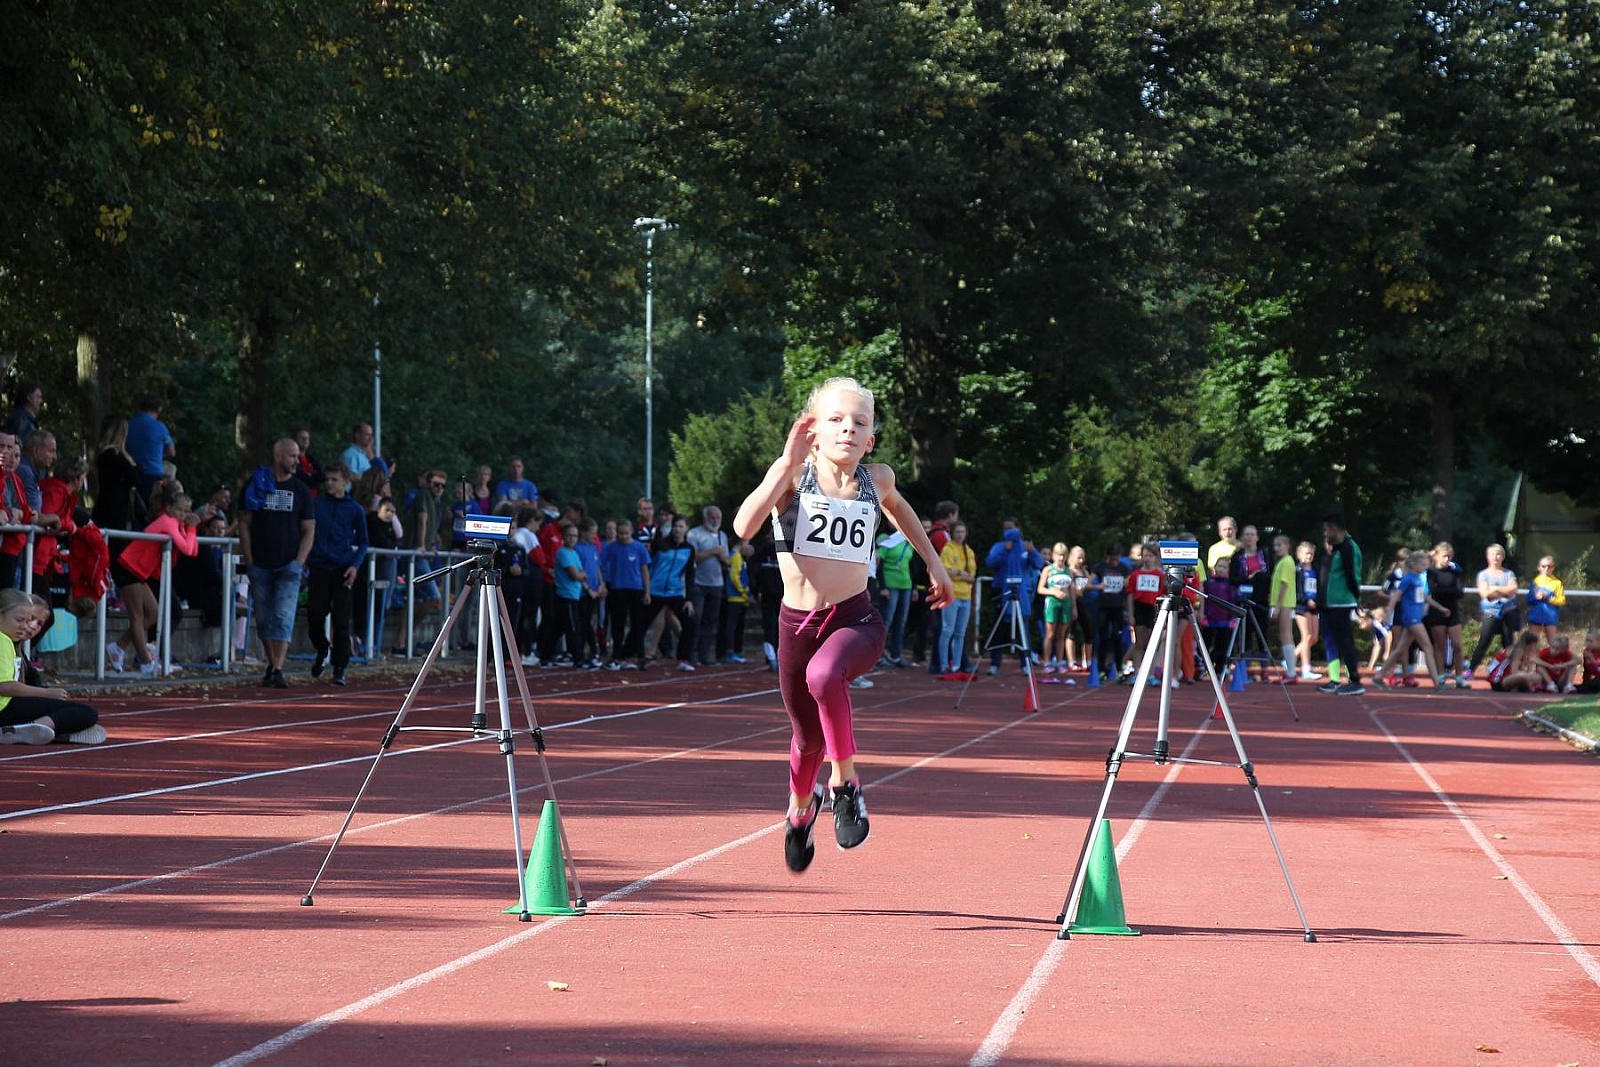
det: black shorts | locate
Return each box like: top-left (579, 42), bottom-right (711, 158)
top-left (111, 558), bottom-right (145, 589)
top-left (1425, 605), bottom-right (1461, 628)
top-left (1132, 601), bottom-right (1156, 628)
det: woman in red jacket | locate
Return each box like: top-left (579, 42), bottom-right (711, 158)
top-left (111, 483), bottom-right (199, 676)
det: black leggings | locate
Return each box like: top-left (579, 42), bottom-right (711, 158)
top-left (1, 695), bottom-right (98, 738)
top-left (1321, 606), bottom-right (1359, 681)
top-left (1096, 606), bottom-right (1127, 677)
top-left (1469, 612), bottom-right (1521, 670)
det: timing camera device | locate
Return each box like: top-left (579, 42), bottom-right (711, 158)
top-left (454, 513), bottom-right (513, 543)
top-left (1158, 540), bottom-right (1200, 568)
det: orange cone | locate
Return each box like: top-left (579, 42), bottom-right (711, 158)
top-left (1022, 672), bottom-right (1040, 712)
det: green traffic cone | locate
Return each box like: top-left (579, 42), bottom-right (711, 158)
top-left (1068, 819), bottom-right (1140, 936)
top-left (505, 799), bottom-right (583, 916)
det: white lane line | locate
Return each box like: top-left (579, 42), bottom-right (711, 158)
top-left (207, 699), bottom-right (1050, 1067)
top-left (1368, 707), bottom-right (1600, 989)
top-left (968, 717), bottom-right (1213, 1067)
top-left (209, 821), bottom-right (777, 1067)
top-left (0, 686), bottom-right (780, 821)
top-left (0, 723), bottom-right (790, 923)
top-left (85, 667), bottom-right (769, 719)
top-left (0, 701), bottom-right (468, 762)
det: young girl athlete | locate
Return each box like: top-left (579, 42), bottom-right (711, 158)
top-left (734, 378), bottom-right (950, 873)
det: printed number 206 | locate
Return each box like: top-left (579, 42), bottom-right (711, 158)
top-left (806, 514), bottom-right (867, 549)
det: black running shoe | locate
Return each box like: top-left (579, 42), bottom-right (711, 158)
top-left (784, 786), bottom-right (825, 873)
top-left (311, 652), bottom-right (326, 678)
top-left (268, 668), bottom-right (289, 689)
top-left (832, 782), bottom-right (870, 849)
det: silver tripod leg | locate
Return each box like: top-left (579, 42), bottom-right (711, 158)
top-left (493, 585), bottom-right (587, 909)
top-left (301, 560), bottom-right (586, 918)
top-left (1055, 600), bottom-right (1177, 937)
top-left (1192, 619), bottom-right (1316, 941)
top-left (1055, 595), bottom-right (1316, 941)
top-left (956, 595), bottom-right (1036, 710)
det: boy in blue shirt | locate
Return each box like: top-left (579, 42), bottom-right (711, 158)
top-left (306, 463), bottom-right (369, 685)
top-left (601, 520), bottom-right (651, 669)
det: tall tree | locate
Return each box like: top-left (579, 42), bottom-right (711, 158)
top-left (650, 0), bottom-right (1176, 500)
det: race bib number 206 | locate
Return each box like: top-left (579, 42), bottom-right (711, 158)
top-left (795, 493), bottom-right (876, 564)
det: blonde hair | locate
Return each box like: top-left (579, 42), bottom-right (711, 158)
top-left (805, 376), bottom-right (878, 431)
top-left (0, 588), bottom-right (31, 617)
top-left (1051, 541), bottom-right (1068, 558)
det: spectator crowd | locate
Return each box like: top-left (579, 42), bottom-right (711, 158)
top-left (1, 373), bottom-right (1596, 757)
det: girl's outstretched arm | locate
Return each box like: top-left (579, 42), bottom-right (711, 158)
top-left (734, 416), bottom-right (812, 540)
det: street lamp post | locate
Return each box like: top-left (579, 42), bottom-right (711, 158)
top-left (634, 217), bottom-right (674, 501)
top-left (371, 294), bottom-right (383, 459)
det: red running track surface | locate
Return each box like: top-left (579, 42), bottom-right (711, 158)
top-left (2, 662), bottom-right (1597, 1066)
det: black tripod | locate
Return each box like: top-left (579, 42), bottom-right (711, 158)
top-left (300, 542), bottom-right (586, 920)
top-left (1216, 594), bottom-right (1302, 723)
top-left (1055, 570), bottom-right (1315, 941)
top-left (957, 584), bottom-right (1039, 711)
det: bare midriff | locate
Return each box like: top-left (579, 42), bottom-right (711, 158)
top-left (778, 553), bottom-right (869, 611)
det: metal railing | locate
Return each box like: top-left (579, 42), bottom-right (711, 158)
top-left (95, 528), bottom-right (242, 679)
top-left (6, 516), bottom-right (482, 677)
top-left (360, 546), bottom-right (476, 661)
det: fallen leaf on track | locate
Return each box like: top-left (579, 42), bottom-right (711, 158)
top-left (1474, 1044), bottom-right (1500, 1053)
top-left (547, 981), bottom-right (570, 992)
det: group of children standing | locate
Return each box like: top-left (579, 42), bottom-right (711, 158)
top-left (1363, 544), bottom-right (1592, 695)
top-left (1011, 528), bottom-right (1593, 697)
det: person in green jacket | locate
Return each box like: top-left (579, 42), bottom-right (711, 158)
top-left (876, 530), bottom-right (915, 666)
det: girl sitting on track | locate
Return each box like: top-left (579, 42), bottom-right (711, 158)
top-left (0, 587), bottom-right (104, 745)
top-left (1484, 630), bottom-right (1542, 693)
top-left (734, 377), bottom-right (949, 874)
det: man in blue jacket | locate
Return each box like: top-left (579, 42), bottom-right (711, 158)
top-left (985, 519), bottom-right (1044, 674)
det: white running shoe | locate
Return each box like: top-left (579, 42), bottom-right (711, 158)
top-left (66, 725), bottom-right (107, 745)
top-left (107, 643), bottom-right (125, 673)
top-left (849, 676), bottom-right (874, 689)
top-left (1, 723), bottom-right (53, 744)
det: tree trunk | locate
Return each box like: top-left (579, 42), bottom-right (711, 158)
top-left (235, 305), bottom-right (277, 477)
top-left (899, 324), bottom-right (958, 504)
top-left (1429, 388), bottom-right (1455, 544)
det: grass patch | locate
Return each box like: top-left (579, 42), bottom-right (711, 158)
top-left (1530, 695), bottom-right (1600, 742)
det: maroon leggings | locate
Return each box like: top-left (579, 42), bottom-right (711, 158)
top-left (777, 590), bottom-right (885, 798)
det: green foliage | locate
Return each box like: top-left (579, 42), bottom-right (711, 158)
top-left (667, 390), bottom-right (791, 518)
top-left (1532, 696), bottom-right (1600, 747)
top-left (4, 0), bottom-right (1599, 570)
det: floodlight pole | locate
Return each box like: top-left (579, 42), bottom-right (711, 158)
top-left (372, 294), bottom-right (383, 458)
top-left (634, 217), bottom-right (674, 502)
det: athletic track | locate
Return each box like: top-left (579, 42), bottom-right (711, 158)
top-left (2, 661), bottom-right (1596, 1066)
